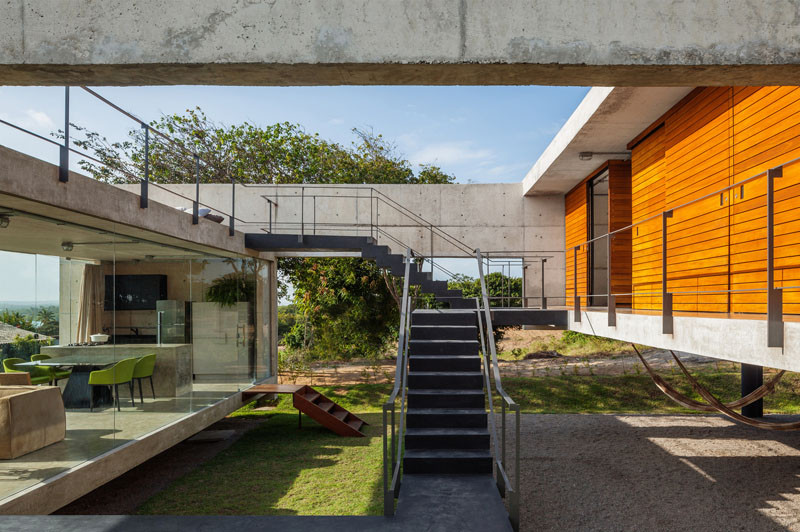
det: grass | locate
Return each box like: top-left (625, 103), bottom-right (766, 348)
top-left (502, 370), bottom-right (800, 414)
top-left (497, 330), bottom-right (636, 361)
top-left (137, 411), bottom-right (385, 516)
top-left (137, 368), bottom-right (800, 515)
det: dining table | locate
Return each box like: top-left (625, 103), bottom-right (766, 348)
top-left (18, 354), bottom-right (119, 409)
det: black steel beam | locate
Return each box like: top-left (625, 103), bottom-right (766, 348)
top-left (741, 363), bottom-right (764, 418)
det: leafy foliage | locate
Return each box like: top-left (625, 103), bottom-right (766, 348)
top-left (205, 275), bottom-right (256, 307)
top-left (447, 272), bottom-right (523, 306)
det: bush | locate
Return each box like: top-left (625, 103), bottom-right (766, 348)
top-left (0, 334), bottom-right (54, 362)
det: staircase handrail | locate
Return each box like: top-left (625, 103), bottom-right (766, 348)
top-left (248, 184), bottom-right (476, 257)
top-left (477, 248), bottom-right (521, 531)
top-left (383, 247), bottom-right (412, 516)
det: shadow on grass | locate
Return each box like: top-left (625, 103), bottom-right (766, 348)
top-left (136, 412), bottom-right (384, 516)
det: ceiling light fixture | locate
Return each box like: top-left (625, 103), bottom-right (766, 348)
top-left (578, 151), bottom-right (632, 161)
top-left (0, 215), bottom-right (9, 229)
top-left (61, 241), bottom-right (74, 252)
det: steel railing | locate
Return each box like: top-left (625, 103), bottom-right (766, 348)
top-left (0, 86), bottom-right (250, 236)
top-left (568, 157), bottom-right (800, 347)
top-left (476, 248), bottom-right (521, 531)
top-left (382, 248), bottom-right (412, 516)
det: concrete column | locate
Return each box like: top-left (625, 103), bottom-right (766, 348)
top-left (741, 363), bottom-right (763, 418)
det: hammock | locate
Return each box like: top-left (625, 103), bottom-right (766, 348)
top-left (632, 345), bottom-right (800, 430)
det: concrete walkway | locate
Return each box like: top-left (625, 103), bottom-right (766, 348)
top-left (3, 475), bottom-right (512, 532)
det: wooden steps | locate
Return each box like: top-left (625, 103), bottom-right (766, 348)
top-left (243, 384), bottom-right (368, 437)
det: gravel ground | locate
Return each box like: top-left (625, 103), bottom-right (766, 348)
top-left (512, 414), bottom-right (800, 531)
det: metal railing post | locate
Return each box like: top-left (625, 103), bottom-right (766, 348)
top-left (541, 258), bottom-right (547, 309)
top-left (767, 167), bottom-right (784, 347)
top-left (370, 189), bottom-right (374, 241)
top-left (662, 210), bottom-right (673, 334)
top-left (140, 124), bottom-right (149, 208)
top-left (229, 178), bottom-right (235, 236)
top-left (313, 196), bottom-right (317, 235)
top-left (299, 186), bottom-right (305, 243)
top-left (573, 246), bottom-right (581, 322)
top-left (59, 87), bottom-right (70, 183)
top-left (430, 225), bottom-right (434, 274)
top-left (607, 235), bottom-right (616, 326)
top-left (192, 154), bottom-right (200, 225)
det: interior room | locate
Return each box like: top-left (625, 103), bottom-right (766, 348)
top-left (0, 201), bottom-right (273, 503)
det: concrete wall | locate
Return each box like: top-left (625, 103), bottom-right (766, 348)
top-left (120, 183), bottom-right (568, 305)
top-left (3, 1), bottom-right (800, 86)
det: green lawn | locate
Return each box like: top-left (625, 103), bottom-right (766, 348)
top-left (137, 371), bottom-right (800, 515)
top-left (137, 411), bottom-right (385, 516)
top-left (501, 371), bottom-right (800, 414)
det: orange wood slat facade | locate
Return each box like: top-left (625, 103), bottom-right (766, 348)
top-left (565, 177), bottom-right (588, 309)
top-left (564, 161), bottom-right (632, 308)
top-left (624, 86), bottom-right (800, 315)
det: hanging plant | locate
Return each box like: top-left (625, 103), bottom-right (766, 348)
top-left (205, 274), bottom-right (255, 307)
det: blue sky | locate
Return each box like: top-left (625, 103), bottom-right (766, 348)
top-left (0, 85), bottom-right (589, 303)
top-left (0, 85), bottom-right (588, 184)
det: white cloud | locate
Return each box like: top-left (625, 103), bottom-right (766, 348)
top-left (327, 117), bottom-right (345, 126)
top-left (410, 141), bottom-right (494, 166)
top-left (24, 109), bottom-right (55, 129)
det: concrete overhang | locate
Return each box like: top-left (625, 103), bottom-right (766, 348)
top-left (522, 87), bottom-right (694, 196)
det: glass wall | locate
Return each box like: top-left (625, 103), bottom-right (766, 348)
top-left (0, 206), bottom-right (274, 503)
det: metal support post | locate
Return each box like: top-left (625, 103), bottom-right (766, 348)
top-left (741, 363), bottom-right (764, 418)
top-left (767, 167), bottom-right (784, 347)
top-left (607, 235), bottom-right (616, 326)
top-left (59, 87), bottom-right (70, 183)
top-left (299, 187), bottom-right (305, 243)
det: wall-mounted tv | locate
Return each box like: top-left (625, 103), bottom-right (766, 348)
top-left (104, 275), bottom-right (167, 311)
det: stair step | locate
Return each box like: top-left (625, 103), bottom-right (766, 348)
top-left (447, 298), bottom-right (476, 309)
top-left (403, 449), bottom-right (493, 475)
top-left (304, 392), bottom-right (321, 403)
top-left (412, 310), bottom-right (476, 326)
top-left (409, 339), bottom-right (479, 356)
top-left (405, 428), bottom-right (490, 450)
top-left (317, 401), bottom-right (334, 412)
top-left (411, 325), bottom-right (478, 340)
top-left (331, 410), bottom-right (348, 421)
top-left (408, 355), bottom-right (481, 372)
top-left (407, 389), bottom-right (485, 409)
top-left (408, 371), bottom-right (483, 390)
top-left (347, 419), bottom-right (364, 432)
top-left (406, 408), bottom-right (487, 428)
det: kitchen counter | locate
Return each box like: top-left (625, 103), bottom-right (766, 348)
top-left (42, 344), bottom-right (192, 398)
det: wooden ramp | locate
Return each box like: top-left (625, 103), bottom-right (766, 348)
top-left (243, 384), bottom-right (368, 437)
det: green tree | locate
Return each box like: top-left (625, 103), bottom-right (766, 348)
top-left (67, 109), bottom-right (454, 360)
top-left (0, 310), bottom-right (33, 330)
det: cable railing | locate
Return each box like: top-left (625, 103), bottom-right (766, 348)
top-left (0, 86), bottom-right (248, 236)
top-left (568, 157), bottom-right (800, 348)
top-left (476, 248), bottom-right (520, 531)
top-left (383, 248), bottom-right (412, 516)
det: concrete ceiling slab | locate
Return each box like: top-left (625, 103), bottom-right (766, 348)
top-left (522, 87), bottom-right (693, 196)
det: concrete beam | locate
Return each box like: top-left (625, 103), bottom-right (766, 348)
top-left (3, 1), bottom-right (800, 86)
top-left (570, 309), bottom-right (800, 373)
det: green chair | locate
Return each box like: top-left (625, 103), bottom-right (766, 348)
top-left (132, 354), bottom-right (157, 404)
top-left (88, 357), bottom-right (138, 411)
top-left (2, 357), bottom-right (52, 386)
top-left (31, 354), bottom-right (71, 385)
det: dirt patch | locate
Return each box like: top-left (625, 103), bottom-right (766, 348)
top-left (54, 415), bottom-right (268, 515)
